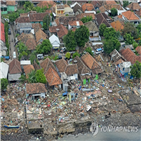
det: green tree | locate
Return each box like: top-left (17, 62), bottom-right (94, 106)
top-left (18, 1), bottom-right (25, 7)
top-left (35, 69), bottom-right (47, 84)
top-left (130, 61), bottom-right (141, 79)
top-left (28, 70), bottom-right (37, 83)
top-left (124, 33), bottom-right (134, 45)
top-left (64, 30), bottom-right (77, 51)
top-left (30, 51), bottom-right (37, 64)
top-left (85, 47), bottom-right (93, 56)
top-left (136, 23), bottom-right (141, 33)
top-left (16, 42), bottom-right (29, 60)
top-left (65, 52), bottom-right (71, 59)
top-left (24, 1), bottom-right (34, 10)
top-left (19, 74), bottom-right (27, 83)
top-left (138, 40), bottom-right (141, 45)
top-left (37, 39), bottom-right (52, 54)
top-left (111, 8), bottom-right (117, 16)
top-left (123, 1), bottom-right (129, 8)
top-left (121, 22), bottom-right (139, 39)
top-left (99, 23), bottom-right (107, 36)
top-left (81, 16), bottom-right (92, 23)
top-left (133, 42), bottom-right (138, 49)
top-left (96, 11), bottom-right (100, 14)
top-left (103, 27), bottom-right (116, 39)
top-left (72, 52), bottom-right (80, 58)
top-left (1, 78), bottom-right (8, 91)
top-left (9, 12), bottom-right (19, 23)
top-left (104, 38), bottom-right (120, 54)
top-left (43, 14), bottom-right (50, 30)
top-left (0, 58), bottom-right (3, 63)
top-left (74, 26), bottom-right (89, 47)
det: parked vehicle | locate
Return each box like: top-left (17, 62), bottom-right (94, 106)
top-left (58, 55), bottom-right (62, 59)
top-left (4, 18), bottom-right (9, 23)
top-left (0, 56), bottom-right (10, 60)
top-left (60, 47), bottom-right (66, 53)
top-left (8, 28), bottom-right (11, 35)
top-left (13, 52), bottom-right (16, 59)
top-left (37, 54), bottom-right (44, 60)
top-left (95, 48), bottom-right (104, 54)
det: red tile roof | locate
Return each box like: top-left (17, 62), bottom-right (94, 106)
top-left (127, 3), bottom-right (141, 11)
top-left (105, 0), bottom-right (116, 5)
top-left (23, 65), bottom-right (35, 78)
top-left (40, 58), bottom-right (56, 74)
top-left (122, 11), bottom-right (139, 20)
top-left (65, 64), bottom-right (78, 76)
top-left (35, 29), bottom-right (47, 44)
top-left (37, 1), bottom-right (56, 8)
top-left (135, 46), bottom-right (141, 55)
top-left (1, 22), bottom-right (5, 43)
top-left (6, 1), bottom-right (16, 5)
top-left (55, 59), bottom-right (67, 72)
top-left (45, 67), bottom-right (62, 86)
top-left (26, 83), bottom-right (47, 94)
top-left (68, 20), bottom-right (84, 26)
top-left (49, 24), bottom-right (68, 38)
top-left (120, 48), bottom-right (141, 64)
top-left (82, 3), bottom-right (94, 12)
top-left (110, 20), bottom-right (124, 31)
top-left (9, 59), bottom-right (22, 74)
top-left (25, 38), bottom-right (37, 51)
top-left (81, 53), bottom-right (102, 74)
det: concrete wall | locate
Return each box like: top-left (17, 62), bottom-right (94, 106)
top-left (8, 73), bottom-right (21, 81)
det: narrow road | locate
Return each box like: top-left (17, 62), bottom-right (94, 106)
top-left (8, 24), bottom-right (15, 59)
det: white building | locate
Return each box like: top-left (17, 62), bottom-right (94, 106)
top-left (0, 62), bottom-right (9, 79)
top-left (49, 34), bottom-right (60, 49)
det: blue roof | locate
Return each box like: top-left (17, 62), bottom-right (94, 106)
top-left (96, 48), bottom-right (102, 51)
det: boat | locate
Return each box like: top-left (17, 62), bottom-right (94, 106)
top-left (4, 125), bottom-right (20, 128)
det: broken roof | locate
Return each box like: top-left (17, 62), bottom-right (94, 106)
top-left (82, 3), bottom-right (94, 12)
top-left (9, 59), bottom-right (22, 74)
top-left (26, 83), bottom-right (47, 94)
top-left (68, 20), bottom-right (84, 26)
top-left (81, 53), bottom-right (102, 74)
top-left (84, 21), bottom-right (99, 32)
top-left (6, 0), bottom-right (16, 5)
top-left (45, 67), bottom-right (62, 86)
top-left (135, 46), bottom-right (141, 55)
top-left (35, 29), bottom-right (47, 44)
top-left (55, 59), bottom-right (67, 73)
top-left (65, 64), bottom-right (78, 76)
top-left (37, 1), bottom-right (56, 8)
top-left (49, 24), bottom-right (68, 38)
top-left (72, 56), bottom-right (90, 75)
top-left (76, 13), bottom-right (95, 20)
top-left (40, 58), bottom-right (56, 74)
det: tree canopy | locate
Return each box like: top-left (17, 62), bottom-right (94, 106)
top-left (123, 1), bottom-right (129, 8)
top-left (136, 23), bottom-right (141, 32)
top-left (27, 69), bottom-right (47, 83)
top-left (81, 16), bottom-right (92, 23)
top-left (85, 47), bottom-right (93, 56)
top-left (111, 8), bottom-right (117, 16)
top-left (1, 78), bottom-right (8, 91)
top-left (130, 61), bottom-right (141, 79)
top-left (133, 42), bottom-right (138, 49)
top-left (37, 39), bottom-right (52, 54)
top-left (35, 69), bottom-right (47, 84)
top-left (99, 23), bottom-right (107, 36)
top-left (16, 42), bottom-right (29, 60)
top-left (63, 30), bottom-right (77, 51)
top-left (24, 1), bottom-right (34, 10)
top-left (121, 22), bottom-right (139, 39)
top-left (65, 52), bottom-right (71, 59)
top-left (124, 33), bottom-right (134, 45)
top-left (103, 28), bottom-right (116, 39)
top-left (104, 38), bottom-right (120, 54)
top-left (73, 52), bottom-right (80, 58)
top-left (43, 14), bottom-right (50, 30)
top-left (74, 26), bottom-right (89, 47)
